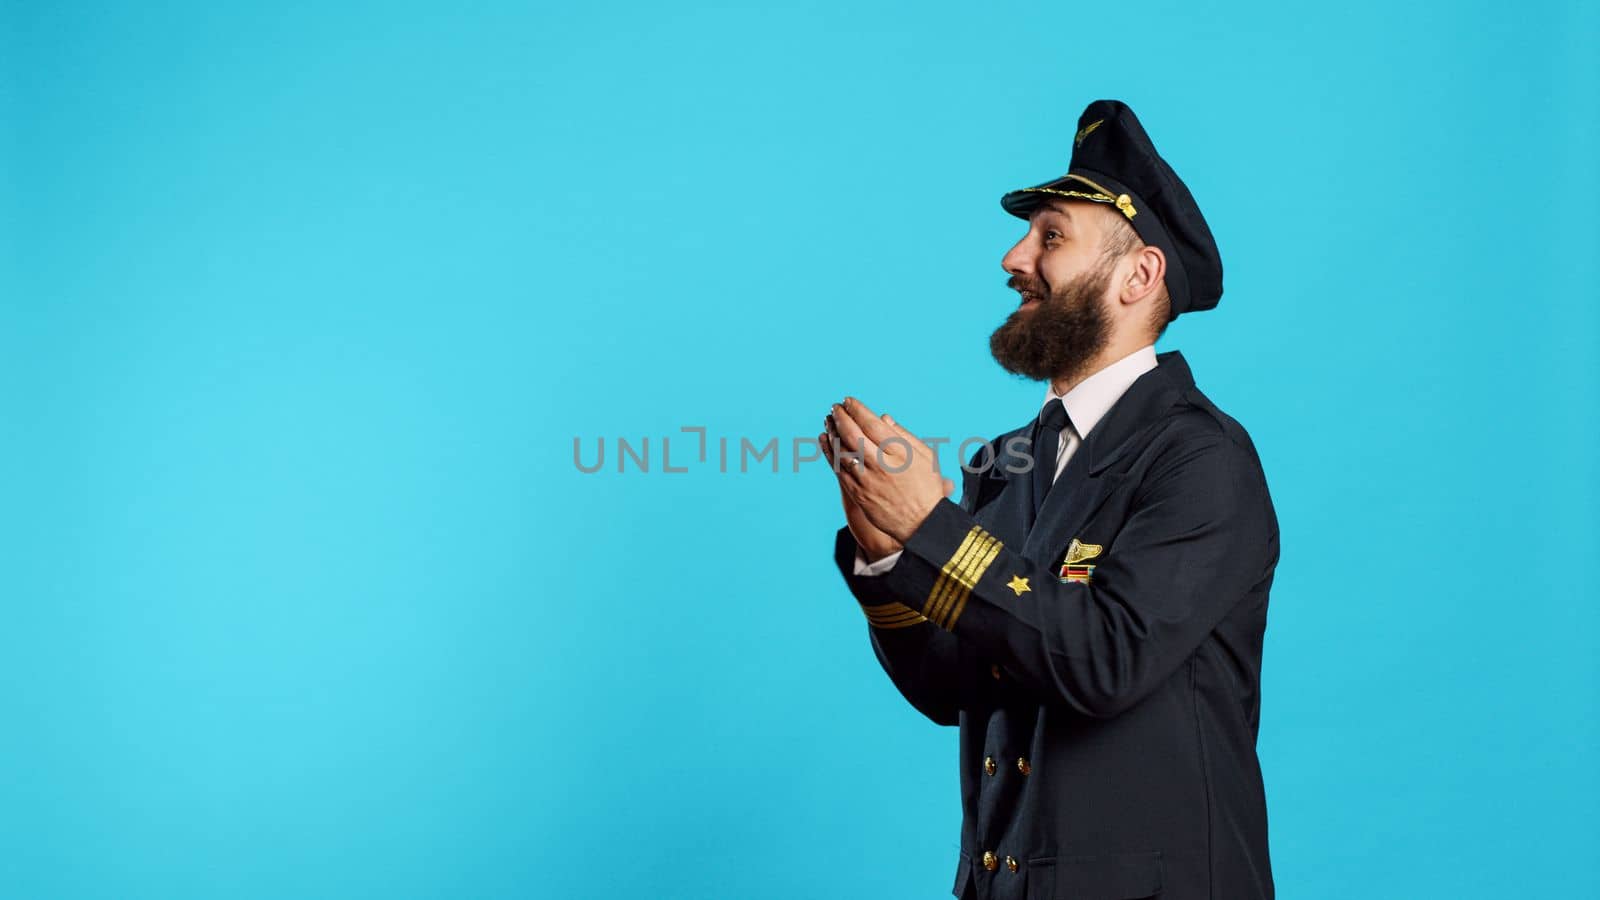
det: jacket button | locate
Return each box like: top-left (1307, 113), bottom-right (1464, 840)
top-left (990, 663), bottom-right (1002, 680)
top-left (1016, 757), bottom-right (1031, 775)
top-left (982, 850), bottom-right (998, 871)
top-left (1005, 855), bottom-right (1018, 873)
top-left (983, 756), bottom-right (997, 776)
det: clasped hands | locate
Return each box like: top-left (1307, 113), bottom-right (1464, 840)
top-left (819, 397), bottom-right (953, 563)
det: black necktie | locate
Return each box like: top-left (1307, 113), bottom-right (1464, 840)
top-left (1031, 401), bottom-right (1074, 517)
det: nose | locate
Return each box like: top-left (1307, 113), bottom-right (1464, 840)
top-left (1002, 233), bottom-right (1034, 278)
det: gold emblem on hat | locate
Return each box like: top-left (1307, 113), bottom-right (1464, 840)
top-left (1074, 118), bottom-right (1104, 148)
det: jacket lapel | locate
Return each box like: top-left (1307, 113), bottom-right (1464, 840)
top-left (971, 427), bottom-right (1035, 549)
top-left (1021, 350), bottom-right (1194, 564)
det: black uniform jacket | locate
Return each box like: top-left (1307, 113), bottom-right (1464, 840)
top-left (833, 350), bottom-right (1280, 900)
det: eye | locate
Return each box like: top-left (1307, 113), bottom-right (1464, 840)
top-left (1044, 229), bottom-right (1063, 242)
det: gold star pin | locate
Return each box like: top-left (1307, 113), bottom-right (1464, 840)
top-left (1006, 575), bottom-right (1031, 596)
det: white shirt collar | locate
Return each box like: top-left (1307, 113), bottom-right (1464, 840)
top-left (1040, 344), bottom-right (1159, 437)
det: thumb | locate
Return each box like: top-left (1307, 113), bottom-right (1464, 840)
top-left (942, 477), bottom-right (956, 497)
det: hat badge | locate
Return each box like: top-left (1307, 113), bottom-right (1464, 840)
top-left (1074, 118), bottom-right (1104, 148)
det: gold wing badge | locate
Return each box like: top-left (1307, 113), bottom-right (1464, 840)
top-left (1074, 118), bottom-right (1104, 148)
top-left (1058, 538), bottom-right (1102, 583)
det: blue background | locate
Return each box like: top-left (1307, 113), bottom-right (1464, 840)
top-left (3, 1), bottom-right (1597, 897)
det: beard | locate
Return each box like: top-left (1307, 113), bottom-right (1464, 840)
top-left (988, 258), bottom-right (1115, 383)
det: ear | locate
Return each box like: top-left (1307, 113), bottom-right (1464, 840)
top-left (1118, 243), bottom-right (1166, 308)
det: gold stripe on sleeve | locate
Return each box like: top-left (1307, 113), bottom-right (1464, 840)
top-left (943, 538), bottom-right (1003, 629)
top-left (921, 527), bottom-right (983, 621)
top-left (923, 525), bottom-right (1005, 630)
top-left (924, 529), bottom-right (993, 626)
top-left (861, 602), bottom-right (928, 629)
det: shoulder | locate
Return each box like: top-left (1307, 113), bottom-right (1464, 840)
top-left (1138, 383), bottom-right (1275, 520)
top-left (1148, 374), bottom-right (1265, 465)
top-left (1140, 350), bottom-right (1266, 469)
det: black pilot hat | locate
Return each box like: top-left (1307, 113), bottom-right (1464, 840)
top-left (1000, 99), bottom-right (1222, 321)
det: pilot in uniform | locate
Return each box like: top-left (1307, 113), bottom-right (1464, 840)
top-left (831, 100), bottom-right (1280, 899)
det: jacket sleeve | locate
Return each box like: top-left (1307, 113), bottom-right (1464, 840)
top-left (832, 526), bottom-right (962, 726)
top-left (873, 432), bottom-right (1278, 719)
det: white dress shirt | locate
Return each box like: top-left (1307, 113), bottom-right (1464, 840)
top-left (853, 344), bottom-right (1159, 576)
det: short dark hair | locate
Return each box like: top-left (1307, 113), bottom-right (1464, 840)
top-left (1099, 213), bottom-right (1171, 339)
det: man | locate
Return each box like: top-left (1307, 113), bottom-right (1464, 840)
top-left (821, 100), bottom-right (1280, 899)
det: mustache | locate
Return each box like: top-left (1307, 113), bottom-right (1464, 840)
top-left (1007, 275), bottom-right (1048, 296)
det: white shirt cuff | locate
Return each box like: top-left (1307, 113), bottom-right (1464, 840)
top-left (853, 547), bottom-right (903, 576)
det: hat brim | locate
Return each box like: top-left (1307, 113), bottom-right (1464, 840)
top-left (1000, 179), bottom-right (1123, 220)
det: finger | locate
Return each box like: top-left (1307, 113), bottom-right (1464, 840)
top-left (832, 405), bottom-right (886, 472)
top-left (943, 477), bottom-right (955, 497)
top-left (825, 414), bottom-right (857, 473)
top-left (823, 432), bottom-right (866, 508)
top-left (830, 446), bottom-right (865, 487)
top-left (823, 435), bottom-right (866, 482)
top-left (839, 469), bottom-right (868, 509)
top-left (840, 455), bottom-right (866, 481)
top-left (820, 426), bottom-right (861, 482)
top-left (841, 396), bottom-right (897, 446)
top-left (829, 404), bottom-right (870, 455)
top-left (825, 406), bottom-right (849, 450)
top-left (881, 413), bottom-right (932, 455)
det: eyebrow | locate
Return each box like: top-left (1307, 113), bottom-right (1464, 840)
top-left (1033, 201), bottom-right (1073, 222)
